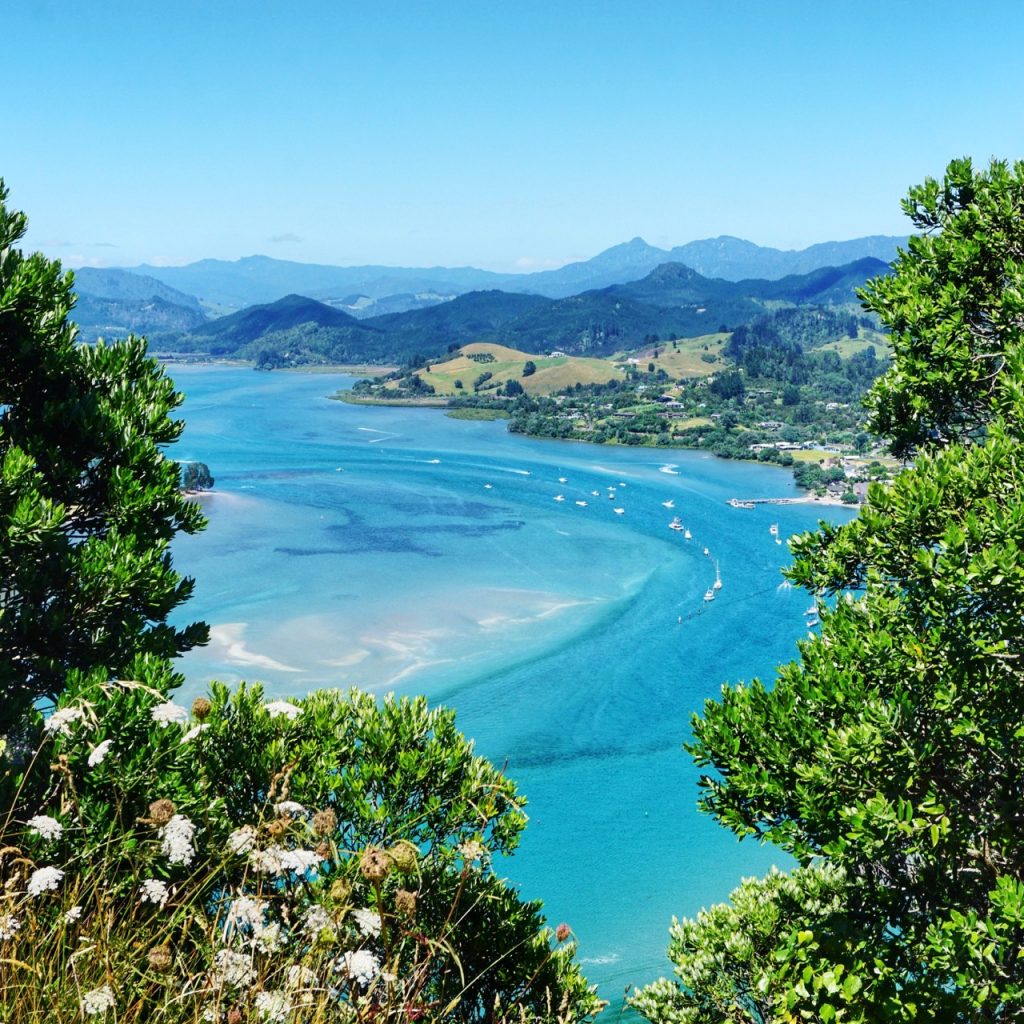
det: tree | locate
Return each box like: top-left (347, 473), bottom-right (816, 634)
top-left (0, 182), bottom-right (208, 737)
top-left (861, 157), bottom-right (1024, 458)
top-left (181, 461), bottom-right (214, 492)
top-left (636, 158), bottom-right (1024, 1022)
top-left (505, 378), bottom-right (524, 396)
top-left (522, 360), bottom-right (537, 377)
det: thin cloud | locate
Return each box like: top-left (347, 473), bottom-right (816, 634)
top-left (269, 232), bottom-right (303, 244)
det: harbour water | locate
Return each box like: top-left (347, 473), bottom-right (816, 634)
top-left (169, 365), bottom-right (853, 1009)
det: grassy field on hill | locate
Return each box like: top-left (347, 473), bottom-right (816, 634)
top-left (406, 342), bottom-right (625, 396)
top-left (617, 332), bottom-right (729, 377)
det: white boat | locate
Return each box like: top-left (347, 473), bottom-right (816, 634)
top-left (703, 546), bottom-right (710, 557)
top-left (805, 602), bottom-right (818, 616)
top-left (554, 495), bottom-right (565, 502)
top-left (684, 528), bottom-right (692, 540)
top-left (668, 517), bottom-right (684, 532)
top-left (484, 483), bottom-right (492, 489)
top-left (613, 507), bottom-right (625, 515)
top-left (769, 523), bottom-right (779, 537)
top-left (558, 477), bottom-right (567, 483)
top-left (704, 588), bottom-right (715, 602)
top-left (608, 493), bottom-right (616, 500)
top-left (591, 490), bottom-right (601, 497)
top-left (713, 562), bottom-right (722, 590)
top-left (806, 616), bottom-right (820, 628)
top-left (661, 500), bottom-right (675, 509)
top-left (576, 500), bottom-right (588, 507)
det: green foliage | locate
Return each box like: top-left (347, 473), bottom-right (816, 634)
top-left (522, 360), bottom-right (536, 377)
top-left (0, 680), bottom-right (601, 1022)
top-left (639, 158), bottom-right (1024, 1022)
top-left (0, 181), bottom-right (208, 737)
top-left (630, 865), bottom-right (846, 1024)
top-left (862, 157), bottom-right (1024, 458)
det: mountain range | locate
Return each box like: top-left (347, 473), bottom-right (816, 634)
top-left (67, 234), bottom-right (901, 363)
top-left (151, 256), bottom-right (889, 366)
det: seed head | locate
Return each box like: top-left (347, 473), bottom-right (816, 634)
top-left (395, 889), bottom-right (417, 920)
top-left (148, 799), bottom-right (175, 826)
top-left (191, 697), bottom-right (213, 721)
top-left (329, 878), bottom-right (352, 905)
top-left (388, 840), bottom-right (419, 875)
top-left (359, 846), bottom-right (391, 883)
top-left (312, 808), bottom-right (337, 837)
top-left (266, 817), bottom-right (289, 839)
top-left (227, 1009), bottom-right (245, 1024)
top-left (315, 840), bottom-right (332, 861)
top-left (555, 922), bottom-right (571, 942)
top-left (148, 944), bottom-right (173, 971)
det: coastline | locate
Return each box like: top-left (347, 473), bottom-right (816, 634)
top-left (338, 391), bottom-right (858, 506)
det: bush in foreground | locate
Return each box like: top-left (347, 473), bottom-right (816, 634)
top-left (0, 676), bottom-right (601, 1023)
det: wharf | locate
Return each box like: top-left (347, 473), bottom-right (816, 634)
top-left (727, 497), bottom-right (806, 508)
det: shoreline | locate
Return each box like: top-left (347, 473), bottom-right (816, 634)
top-left (338, 391), bottom-right (858, 504)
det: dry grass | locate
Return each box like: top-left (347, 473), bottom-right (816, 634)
top-left (417, 343), bottom-right (624, 396)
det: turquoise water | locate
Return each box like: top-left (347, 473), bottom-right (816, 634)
top-left (170, 365), bottom-right (852, 1008)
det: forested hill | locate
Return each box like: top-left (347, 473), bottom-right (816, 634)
top-left (158, 257), bottom-right (887, 366)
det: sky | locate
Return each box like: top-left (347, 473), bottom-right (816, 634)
top-left (6, 0), bottom-right (1024, 273)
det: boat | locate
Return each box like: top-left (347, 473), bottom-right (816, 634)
top-left (554, 495), bottom-right (565, 502)
top-left (608, 493), bottom-right (616, 500)
top-left (591, 490), bottom-right (601, 497)
top-left (704, 588), bottom-right (715, 602)
top-left (484, 483), bottom-right (492, 489)
top-left (769, 523), bottom-right (779, 537)
top-left (558, 477), bottom-right (567, 483)
top-left (713, 562), bottom-right (722, 590)
top-left (576, 500), bottom-right (588, 507)
top-left (613, 507), bottom-right (625, 515)
top-left (805, 602), bottom-right (818, 616)
top-left (703, 546), bottom-right (710, 557)
top-left (806, 615), bottom-right (820, 628)
top-left (668, 517), bottom-right (684, 532)
top-left (684, 528), bottom-right (692, 540)
top-left (661, 500), bottom-right (675, 509)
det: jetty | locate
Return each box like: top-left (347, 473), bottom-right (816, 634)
top-left (727, 497), bottom-right (807, 508)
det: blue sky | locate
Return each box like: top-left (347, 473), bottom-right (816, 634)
top-left (7, 1), bottom-right (1024, 272)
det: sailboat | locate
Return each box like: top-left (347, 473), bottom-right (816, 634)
top-left (668, 517), bottom-right (684, 532)
top-left (684, 527), bottom-right (692, 540)
top-left (713, 562), bottom-right (722, 590)
top-left (703, 587), bottom-right (715, 602)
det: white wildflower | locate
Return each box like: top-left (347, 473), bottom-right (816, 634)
top-left (301, 903), bottom-right (334, 937)
top-left (286, 963), bottom-right (318, 989)
top-left (151, 701), bottom-right (189, 727)
top-left (254, 989), bottom-right (291, 1022)
top-left (43, 706), bottom-right (84, 736)
top-left (264, 700), bottom-right (301, 721)
top-left (228, 896), bottom-right (267, 931)
top-left (64, 905), bottom-right (83, 923)
top-left (26, 814), bottom-right (63, 841)
top-left (351, 907), bottom-right (382, 938)
top-left (274, 800), bottom-right (306, 817)
top-left (140, 878), bottom-right (170, 906)
top-left (0, 913), bottom-right (21, 940)
top-left (248, 845), bottom-right (322, 877)
top-left (253, 920), bottom-right (283, 952)
top-left (458, 839), bottom-right (486, 862)
top-left (212, 947), bottom-right (255, 987)
top-left (27, 865), bottom-right (64, 896)
top-left (80, 984), bottom-right (116, 1015)
top-left (160, 814), bottom-right (197, 866)
top-left (181, 723), bottom-right (209, 743)
top-left (336, 948), bottom-right (380, 985)
top-left (227, 825), bottom-right (257, 855)
top-left (87, 739), bottom-right (112, 767)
